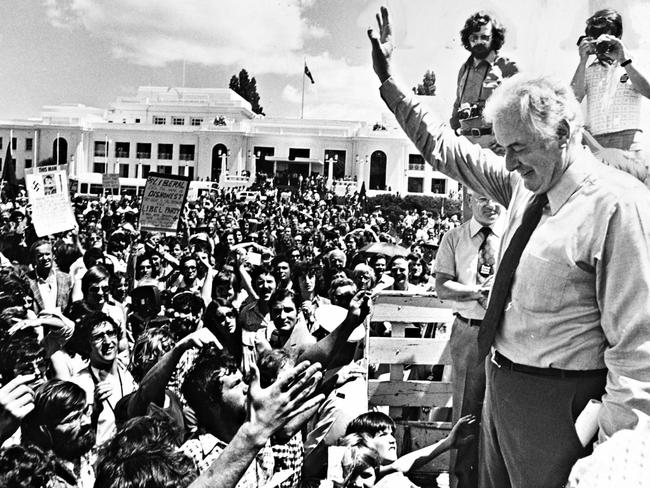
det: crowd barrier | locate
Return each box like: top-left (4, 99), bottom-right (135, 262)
top-left (367, 292), bottom-right (455, 483)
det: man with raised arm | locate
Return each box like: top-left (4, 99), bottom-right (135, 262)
top-left (368, 7), bottom-right (650, 488)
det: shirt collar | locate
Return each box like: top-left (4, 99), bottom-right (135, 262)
top-left (36, 268), bottom-right (56, 284)
top-left (546, 147), bottom-right (596, 215)
top-left (469, 216), bottom-right (504, 238)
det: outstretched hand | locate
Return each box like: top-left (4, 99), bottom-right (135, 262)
top-left (367, 6), bottom-right (394, 83)
top-left (448, 414), bottom-right (477, 448)
top-left (247, 361), bottom-right (324, 443)
top-left (348, 290), bottom-right (374, 325)
top-left (0, 375), bottom-right (36, 442)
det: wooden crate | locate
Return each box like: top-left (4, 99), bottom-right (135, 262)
top-left (367, 292), bottom-right (455, 475)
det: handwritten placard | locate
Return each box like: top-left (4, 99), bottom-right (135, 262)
top-left (139, 173), bottom-right (190, 233)
top-left (25, 165), bottom-right (76, 237)
top-left (102, 173), bottom-right (120, 193)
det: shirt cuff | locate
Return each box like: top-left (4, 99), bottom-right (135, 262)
top-left (379, 77), bottom-right (407, 111)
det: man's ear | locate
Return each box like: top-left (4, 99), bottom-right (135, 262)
top-left (556, 119), bottom-right (571, 147)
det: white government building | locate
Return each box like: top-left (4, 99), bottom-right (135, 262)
top-left (0, 86), bottom-right (460, 198)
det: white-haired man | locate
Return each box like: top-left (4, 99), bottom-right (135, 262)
top-left (368, 7), bottom-right (650, 488)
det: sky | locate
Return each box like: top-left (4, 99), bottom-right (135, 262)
top-left (1, 0), bottom-right (648, 124)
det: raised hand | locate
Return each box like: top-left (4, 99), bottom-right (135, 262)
top-left (94, 380), bottom-right (113, 405)
top-left (247, 361), bottom-right (324, 440)
top-left (367, 6), bottom-right (394, 83)
top-left (0, 375), bottom-right (36, 442)
top-left (348, 290), bottom-right (374, 324)
top-left (179, 328), bottom-right (223, 351)
top-left (448, 414), bottom-right (477, 448)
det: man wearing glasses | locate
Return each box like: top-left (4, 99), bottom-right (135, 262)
top-left (71, 312), bottom-right (136, 446)
top-left (451, 11), bottom-right (518, 151)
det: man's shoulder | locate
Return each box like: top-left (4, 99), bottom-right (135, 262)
top-left (494, 53), bottom-right (519, 75)
top-left (55, 269), bottom-right (72, 284)
top-left (239, 300), bottom-right (258, 314)
top-left (588, 162), bottom-right (650, 205)
top-left (439, 221), bottom-right (468, 242)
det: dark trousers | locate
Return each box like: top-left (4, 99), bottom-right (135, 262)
top-left (450, 317), bottom-right (486, 488)
top-left (479, 358), bottom-right (606, 488)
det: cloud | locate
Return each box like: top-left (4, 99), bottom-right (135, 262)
top-left (43, 0), bottom-right (326, 73)
top-left (280, 53), bottom-right (385, 121)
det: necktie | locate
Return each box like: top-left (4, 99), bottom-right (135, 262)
top-left (477, 226), bottom-right (496, 284)
top-left (477, 193), bottom-right (548, 360)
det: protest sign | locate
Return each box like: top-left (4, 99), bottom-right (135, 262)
top-left (102, 173), bottom-right (120, 194)
top-left (139, 173), bottom-right (190, 233)
top-left (25, 165), bottom-right (76, 237)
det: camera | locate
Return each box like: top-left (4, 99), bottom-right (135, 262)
top-left (595, 40), bottom-right (614, 55)
top-left (457, 102), bottom-right (483, 121)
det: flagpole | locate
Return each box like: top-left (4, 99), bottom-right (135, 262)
top-left (1, 129), bottom-right (12, 190)
top-left (301, 59), bottom-right (306, 119)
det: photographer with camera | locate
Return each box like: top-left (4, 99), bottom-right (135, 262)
top-left (571, 9), bottom-right (650, 154)
top-left (451, 12), bottom-right (518, 150)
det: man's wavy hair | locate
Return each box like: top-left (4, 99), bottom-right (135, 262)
top-left (94, 413), bottom-right (196, 488)
top-left (460, 11), bottom-right (506, 52)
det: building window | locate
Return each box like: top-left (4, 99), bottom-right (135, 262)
top-left (190, 118), bottom-right (203, 126)
top-left (288, 148), bottom-right (310, 160)
top-left (158, 143), bottom-right (173, 160)
top-left (25, 138), bottom-right (33, 151)
top-left (136, 143), bottom-right (151, 159)
top-left (408, 154), bottom-right (425, 171)
top-left (178, 166), bottom-right (185, 176)
top-left (431, 178), bottom-right (447, 194)
top-left (153, 116), bottom-right (166, 125)
top-left (172, 117), bottom-right (185, 126)
top-left (135, 118), bottom-right (141, 123)
top-left (158, 165), bottom-right (172, 175)
top-left (115, 142), bottom-right (130, 158)
top-left (119, 164), bottom-right (129, 178)
top-left (179, 144), bottom-right (195, 161)
top-left (369, 150), bottom-right (387, 190)
top-left (141, 165), bottom-right (151, 178)
top-left (12, 138), bottom-right (17, 150)
top-left (94, 141), bottom-right (108, 157)
top-left (187, 167), bottom-right (195, 180)
top-left (408, 177), bottom-right (424, 193)
top-left (93, 162), bottom-right (107, 174)
top-left (25, 159), bottom-right (32, 168)
top-left (254, 146), bottom-right (275, 176)
top-left (0, 137), bottom-right (3, 149)
top-left (324, 150), bottom-right (346, 180)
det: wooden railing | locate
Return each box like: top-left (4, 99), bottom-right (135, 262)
top-left (367, 292), bottom-right (455, 476)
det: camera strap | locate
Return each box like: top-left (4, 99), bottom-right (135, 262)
top-left (458, 55), bottom-right (491, 105)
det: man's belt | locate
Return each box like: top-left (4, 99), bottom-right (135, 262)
top-left (458, 127), bottom-right (493, 137)
top-left (491, 351), bottom-right (607, 378)
top-left (455, 314), bottom-right (482, 327)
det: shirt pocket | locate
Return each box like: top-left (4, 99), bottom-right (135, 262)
top-left (512, 253), bottom-right (570, 313)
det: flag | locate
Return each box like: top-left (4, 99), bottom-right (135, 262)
top-left (1, 143), bottom-right (19, 200)
top-left (304, 64), bottom-right (315, 84)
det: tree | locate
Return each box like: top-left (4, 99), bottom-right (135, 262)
top-left (413, 70), bottom-right (437, 96)
top-left (229, 69), bottom-right (264, 115)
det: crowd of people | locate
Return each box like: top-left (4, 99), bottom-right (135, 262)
top-left (0, 164), bottom-right (471, 488)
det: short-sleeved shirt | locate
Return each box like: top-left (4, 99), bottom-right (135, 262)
top-left (584, 59), bottom-right (643, 136)
top-left (434, 217), bottom-right (503, 319)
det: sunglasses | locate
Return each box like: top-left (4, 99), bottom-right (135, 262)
top-left (89, 285), bottom-right (110, 294)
